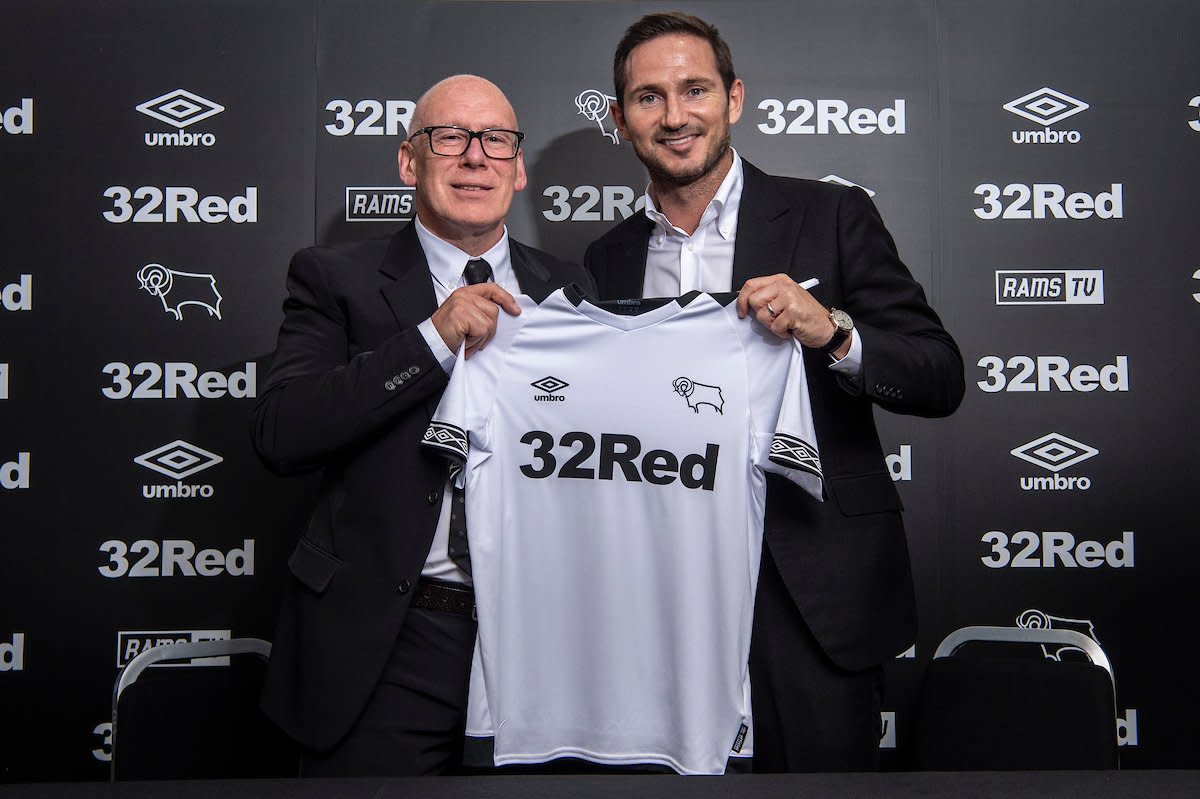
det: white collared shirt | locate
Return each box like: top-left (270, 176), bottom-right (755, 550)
top-left (413, 216), bottom-right (520, 584)
top-left (415, 215), bottom-right (519, 373)
top-left (637, 149), bottom-right (862, 374)
top-left (642, 151), bottom-right (742, 297)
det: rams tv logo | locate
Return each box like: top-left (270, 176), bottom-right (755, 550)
top-left (116, 629), bottom-right (231, 668)
top-left (995, 270), bottom-right (1103, 305)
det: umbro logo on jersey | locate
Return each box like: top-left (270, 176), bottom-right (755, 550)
top-left (532, 376), bottom-right (569, 402)
top-left (673, 377), bottom-right (724, 414)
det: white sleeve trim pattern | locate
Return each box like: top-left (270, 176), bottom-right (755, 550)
top-left (768, 432), bottom-right (822, 481)
top-left (422, 420), bottom-right (468, 464)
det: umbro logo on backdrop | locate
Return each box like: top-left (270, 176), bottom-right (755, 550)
top-left (137, 88), bottom-right (224, 147)
top-left (1011, 433), bottom-right (1098, 473)
top-left (135, 440), bottom-right (222, 500)
top-left (1011, 432), bottom-right (1096, 491)
top-left (135, 440), bottom-right (223, 480)
top-left (1004, 87), bottom-right (1087, 144)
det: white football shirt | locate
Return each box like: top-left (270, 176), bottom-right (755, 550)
top-left (422, 287), bottom-right (823, 775)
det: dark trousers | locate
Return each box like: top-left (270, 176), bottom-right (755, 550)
top-left (300, 605), bottom-right (477, 777)
top-left (749, 542), bottom-right (884, 772)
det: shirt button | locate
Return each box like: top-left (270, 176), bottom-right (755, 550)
top-left (427, 490), bottom-right (440, 504)
top-left (687, 243), bottom-right (695, 252)
top-left (397, 578), bottom-right (412, 593)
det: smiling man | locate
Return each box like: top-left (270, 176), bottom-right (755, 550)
top-left (586, 13), bottom-right (964, 772)
top-left (253, 74), bottom-right (594, 776)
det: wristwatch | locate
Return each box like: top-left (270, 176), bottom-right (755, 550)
top-left (817, 308), bottom-right (853, 355)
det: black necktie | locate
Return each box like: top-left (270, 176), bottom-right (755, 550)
top-left (463, 257), bottom-right (493, 286)
top-left (448, 258), bottom-right (492, 576)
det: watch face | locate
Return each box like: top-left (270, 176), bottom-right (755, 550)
top-left (831, 308), bottom-right (854, 331)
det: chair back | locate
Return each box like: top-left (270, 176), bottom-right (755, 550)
top-left (913, 625), bottom-right (1118, 770)
top-left (111, 637), bottom-right (297, 781)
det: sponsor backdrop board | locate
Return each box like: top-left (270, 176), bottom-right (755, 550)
top-left (2, 0), bottom-right (1197, 780)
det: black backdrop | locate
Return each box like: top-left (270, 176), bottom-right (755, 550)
top-left (2, 0), bottom-right (1198, 781)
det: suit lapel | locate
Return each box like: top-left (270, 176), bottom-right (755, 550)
top-left (606, 215), bottom-right (654, 299)
top-left (732, 160), bottom-right (807, 286)
top-left (378, 223), bottom-right (438, 330)
top-left (510, 240), bottom-right (557, 301)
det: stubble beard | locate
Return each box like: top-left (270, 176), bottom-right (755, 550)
top-left (643, 131), bottom-right (732, 191)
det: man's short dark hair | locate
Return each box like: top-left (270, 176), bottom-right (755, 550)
top-left (612, 11), bottom-right (737, 108)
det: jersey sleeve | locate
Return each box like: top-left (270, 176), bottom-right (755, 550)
top-left (421, 295), bottom-right (535, 469)
top-left (725, 301), bottom-right (824, 501)
top-left (767, 344), bottom-right (823, 498)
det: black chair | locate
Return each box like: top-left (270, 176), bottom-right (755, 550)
top-left (110, 637), bottom-right (298, 781)
top-left (912, 625), bottom-right (1118, 770)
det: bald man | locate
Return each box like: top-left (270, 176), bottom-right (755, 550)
top-left (254, 75), bottom-right (595, 776)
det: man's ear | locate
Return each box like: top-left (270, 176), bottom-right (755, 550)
top-left (727, 79), bottom-right (745, 126)
top-left (398, 141), bottom-right (417, 185)
top-left (513, 150), bottom-right (528, 192)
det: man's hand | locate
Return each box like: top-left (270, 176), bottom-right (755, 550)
top-left (736, 273), bottom-right (846, 354)
top-left (431, 283), bottom-right (521, 357)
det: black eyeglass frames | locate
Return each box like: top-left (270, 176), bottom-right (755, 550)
top-left (410, 126), bottom-right (524, 159)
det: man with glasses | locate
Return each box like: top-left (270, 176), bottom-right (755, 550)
top-left (253, 74), bottom-right (594, 776)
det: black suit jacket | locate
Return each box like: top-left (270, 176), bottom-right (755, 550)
top-left (253, 223), bottom-right (595, 750)
top-left (585, 160), bottom-right (964, 671)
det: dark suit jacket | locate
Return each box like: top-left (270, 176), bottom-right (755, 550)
top-left (585, 160), bottom-right (964, 671)
top-left (252, 223), bottom-right (595, 751)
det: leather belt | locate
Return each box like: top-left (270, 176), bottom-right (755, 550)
top-left (412, 579), bottom-right (476, 619)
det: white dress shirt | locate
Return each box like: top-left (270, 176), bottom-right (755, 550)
top-left (639, 150), bottom-right (862, 375)
top-left (414, 216), bottom-right (519, 583)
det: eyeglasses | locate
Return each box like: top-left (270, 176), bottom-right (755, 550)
top-left (410, 126), bottom-right (525, 159)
